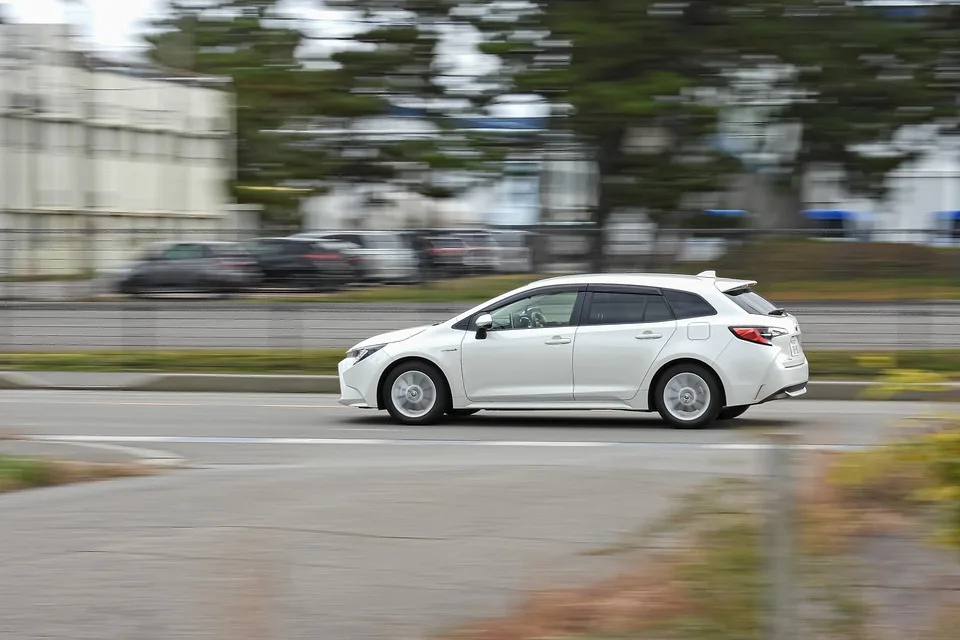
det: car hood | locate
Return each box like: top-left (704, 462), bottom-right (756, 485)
top-left (350, 324), bottom-right (434, 350)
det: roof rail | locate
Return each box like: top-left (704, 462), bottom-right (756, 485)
top-left (696, 270), bottom-right (717, 279)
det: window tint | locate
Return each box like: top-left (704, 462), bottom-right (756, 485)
top-left (725, 288), bottom-right (780, 315)
top-left (644, 296), bottom-right (674, 323)
top-left (585, 292), bottom-right (647, 325)
top-left (484, 290), bottom-right (579, 331)
top-left (663, 289), bottom-right (717, 320)
top-left (585, 292), bottom-right (676, 325)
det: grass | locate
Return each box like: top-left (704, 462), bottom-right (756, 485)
top-left (1, 348), bottom-right (959, 379)
top-left (0, 454), bottom-right (151, 493)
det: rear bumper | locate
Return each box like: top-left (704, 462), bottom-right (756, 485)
top-left (758, 382), bottom-right (808, 404)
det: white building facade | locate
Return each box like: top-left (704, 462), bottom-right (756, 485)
top-left (0, 23), bottom-right (235, 276)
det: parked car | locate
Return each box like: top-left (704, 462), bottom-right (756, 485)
top-left (487, 229), bottom-right (533, 273)
top-left (117, 241), bottom-right (260, 296)
top-left (246, 237), bottom-right (353, 291)
top-left (295, 231), bottom-right (420, 283)
top-left (453, 230), bottom-right (498, 274)
top-left (336, 270), bottom-right (808, 427)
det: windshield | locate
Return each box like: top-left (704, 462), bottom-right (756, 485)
top-left (725, 288), bottom-right (782, 315)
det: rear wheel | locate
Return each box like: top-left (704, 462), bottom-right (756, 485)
top-left (717, 405), bottom-right (749, 421)
top-left (382, 361), bottom-right (449, 426)
top-left (653, 363), bottom-right (721, 429)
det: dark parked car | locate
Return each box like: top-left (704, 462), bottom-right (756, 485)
top-left (247, 237), bottom-right (353, 291)
top-left (117, 241), bottom-right (260, 296)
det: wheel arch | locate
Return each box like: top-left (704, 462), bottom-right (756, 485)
top-left (646, 357), bottom-right (728, 411)
top-left (376, 356), bottom-right (454, 411)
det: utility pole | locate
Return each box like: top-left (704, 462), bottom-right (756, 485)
top-left (764, 432), bottom-right (799, 640)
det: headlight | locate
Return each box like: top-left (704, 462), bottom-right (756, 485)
top-left (346, 344), bottom-right (385, 363)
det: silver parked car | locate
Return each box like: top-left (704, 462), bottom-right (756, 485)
top-left (294, 231), bottom-right (420, 283)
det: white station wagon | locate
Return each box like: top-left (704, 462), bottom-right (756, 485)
top-left (338, 271), bottom-right (809, 428)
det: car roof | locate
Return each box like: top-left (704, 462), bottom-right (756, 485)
top-left (520, 272), bottom-right (757, 294)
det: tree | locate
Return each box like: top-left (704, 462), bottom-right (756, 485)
top-left (468, 0), bottom-right (745, 266)
top-left (470, 0), bottom-right (960, 240)
top-left (314, 0), bottom-right (512, 226)
top-left (144, 0), bottom-right (333, 227)
top-left (737, 0), bottom-right (960, 222)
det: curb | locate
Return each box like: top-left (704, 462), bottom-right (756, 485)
top-left (2, 435), bottom-right (186, 469)
top-left (3, 371), bottom-right (960, 401)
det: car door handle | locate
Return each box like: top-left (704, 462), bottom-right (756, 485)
top-left (544, 337), bottom-right (571, 345)
top-left (635, 332), bottom-right (662, 340)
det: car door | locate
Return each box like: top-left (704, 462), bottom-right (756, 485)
top-left (572, 286), bottom-right (678, 402)
top-left (459, 286), bottom-right (585, 403)
top-left (150, 242), bottom-right (199, 288)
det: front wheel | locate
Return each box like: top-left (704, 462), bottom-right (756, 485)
top-left (382, 361), bottom-right (449, 425)
top-left (653, 363), bottom-right (721, 429)
top-left (717, 405), bottom-right (749, 421)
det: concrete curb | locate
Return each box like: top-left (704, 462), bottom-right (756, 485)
top-left (0, 371), bottom-right (49, 390)
top-left (3, 371), bottom-right (960, 401)
top-left (2, 435), bottom-right (186, 469)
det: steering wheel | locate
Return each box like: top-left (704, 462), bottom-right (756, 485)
top-left (527, 306), bottom-right (547, 328)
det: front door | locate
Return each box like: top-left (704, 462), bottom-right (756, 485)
top-left (459, 288), bottom-right (583, 403)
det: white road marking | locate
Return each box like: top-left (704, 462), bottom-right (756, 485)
top-left (22, 434), bottom-right (869, 451)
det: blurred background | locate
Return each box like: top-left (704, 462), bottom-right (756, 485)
top-left (2, 0), bottom-right (960, 296)
top-left (3, 2), bottom-right (960, 640)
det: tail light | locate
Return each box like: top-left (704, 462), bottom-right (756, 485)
top-left (306, 253), bottom-right (340, 261)
top-left (729, 326), bottom-right (788, 346)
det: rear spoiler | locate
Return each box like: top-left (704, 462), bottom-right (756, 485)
top-left (696, 270), bottom-right (757, 293)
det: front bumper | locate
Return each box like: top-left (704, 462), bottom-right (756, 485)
top-left (336, 354), bottom-right (382, 408)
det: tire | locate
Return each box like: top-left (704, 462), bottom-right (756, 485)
top-left (447, 409), bottom-right (480, 418)
top-left (382, 361), bottom-right (449, 426)
top-left (653, 363), bottom-right (722, 429)
top-left (717, 405), bottom-right (749, 421)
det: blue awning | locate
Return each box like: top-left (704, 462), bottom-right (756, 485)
top-left (804, 209), bottom-right (855, 221)
top-left (703, 209), bottom-right (747, 218)
top-left (937, 211), bottom-right (960, 221)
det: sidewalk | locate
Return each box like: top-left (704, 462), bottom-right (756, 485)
top-left (3, 370), bottom-right (960, 401)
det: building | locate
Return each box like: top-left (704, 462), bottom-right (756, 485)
top-left (0, 23), bottom-right (235, 276)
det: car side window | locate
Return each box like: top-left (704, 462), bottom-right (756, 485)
top-left (486, 290), bottom-right (580, 331)
top-left (585, 292), bottom-right (647, 325)
top-left (663, 289), bottom-right (717, 320)
top-left (160, 244), bottom-right (203, 261)
top-left (584, 292), bottom-right (675, 325)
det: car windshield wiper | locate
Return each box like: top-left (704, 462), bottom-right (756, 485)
top-left (767, 308), bottom-right (787, 316)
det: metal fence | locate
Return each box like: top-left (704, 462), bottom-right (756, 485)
top-left (1, 225), bottom-right (959, 352)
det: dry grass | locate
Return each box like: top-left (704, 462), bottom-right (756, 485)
top-left (434, 429), bottom-right (960, 640)
top-left (0, 455), bottom-right (153, 493)
top-left (444, 560), bottom-right (691, 640)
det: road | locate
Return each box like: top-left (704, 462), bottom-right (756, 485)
top-left (0, 391), bottom-right (949, 640)
top-left (1, 301), bottom-right (959, 351)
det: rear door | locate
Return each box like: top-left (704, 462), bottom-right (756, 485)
top-left (572, 286), bottom-right (678, 402)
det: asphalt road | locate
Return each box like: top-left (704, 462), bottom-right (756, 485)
top-left (1, 301), bottom-right (959, 351)
top-left (0, 391), bottom-right (949, 640)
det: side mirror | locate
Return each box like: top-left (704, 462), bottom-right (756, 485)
top-left (475, 313), bottom-right (493, 339)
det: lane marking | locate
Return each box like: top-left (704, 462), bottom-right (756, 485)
top-left (22, 434), bottom-right (870, 451)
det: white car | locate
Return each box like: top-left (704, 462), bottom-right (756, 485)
top-left (337, 271), bottom-right (809, 428)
